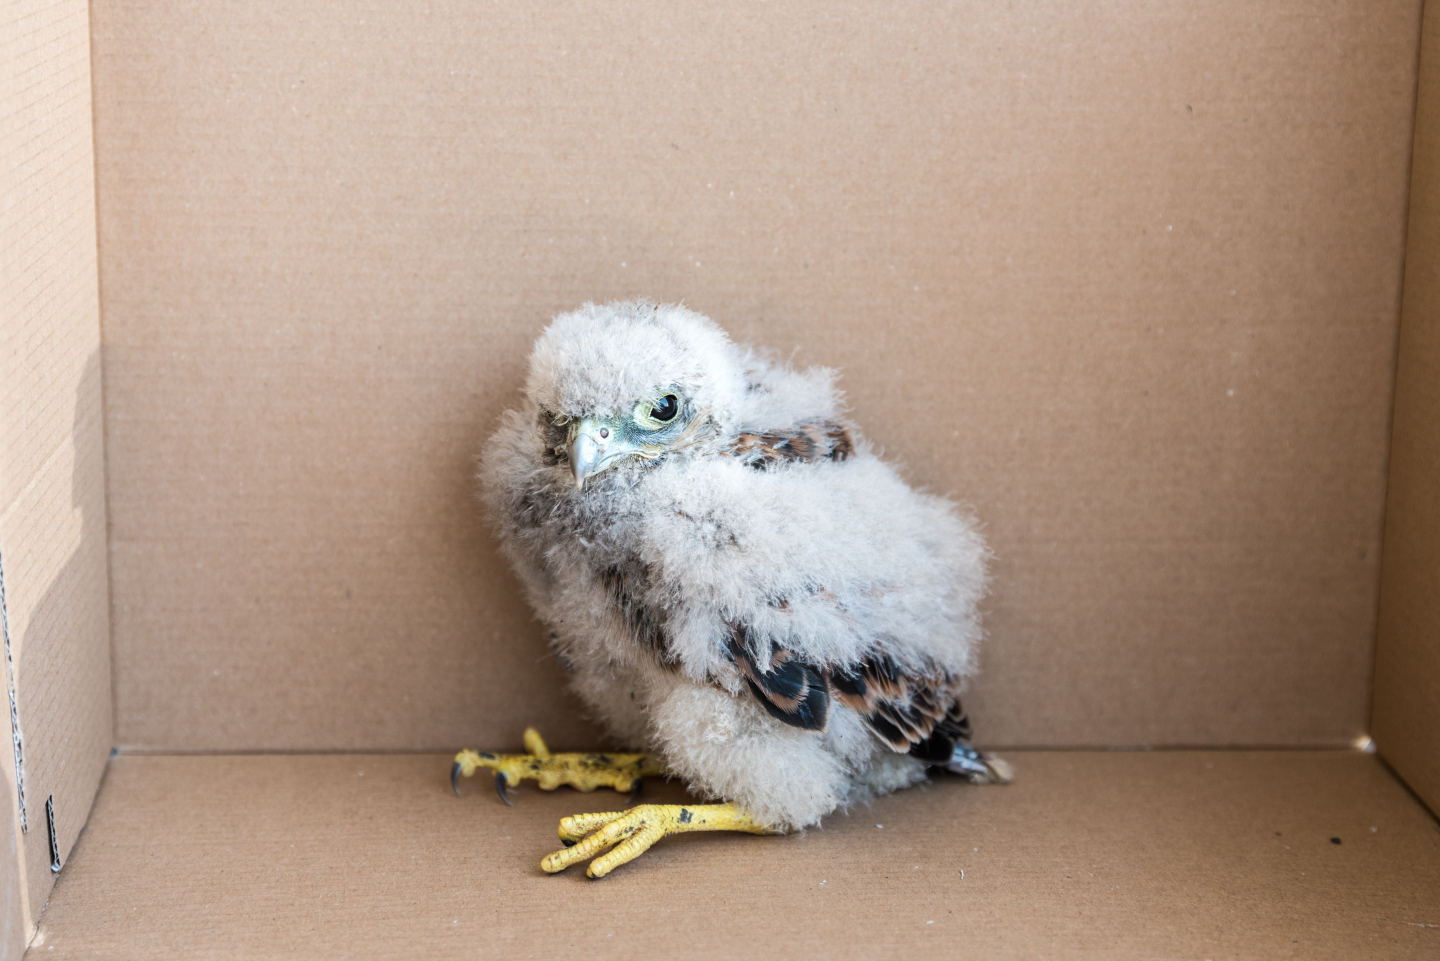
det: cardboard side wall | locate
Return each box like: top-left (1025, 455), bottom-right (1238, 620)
top-left (0, 0), bottom-right (114, 950)
top-left (1374, 1), bottom-right (1440, 815)
top-left (91, 1), bottom-right (1422, 753)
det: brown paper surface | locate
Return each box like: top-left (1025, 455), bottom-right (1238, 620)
top-left (1374, 1), bottom-right (1440, 815)
top-left (0, 0), bottom-right (115, 944)
top-left (90, 1), bottom-right (1424, 753)
top-left (0, 778), bottom-right (22, 961)
top-left (34, 751), bottom-right (1440, 960)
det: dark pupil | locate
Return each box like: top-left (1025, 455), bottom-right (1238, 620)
top-left (651, 395), bottom-right (679, 422)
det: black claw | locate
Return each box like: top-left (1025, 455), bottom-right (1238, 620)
top-left (561, 838), bottom-right (578, 848)
top-left (451, 762), bottom-right (462, 796)
top-left (627, 779), bottom-right (644, 804)
top-left (494, 771), bottom-right (512, 806)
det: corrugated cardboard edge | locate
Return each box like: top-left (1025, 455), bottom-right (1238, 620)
top-left (1374, 0), bottom-right (1440, 817)
top-left (0, 0), bottom-right (114, 953)
top-left (0, 567), bottom-right (24, 956)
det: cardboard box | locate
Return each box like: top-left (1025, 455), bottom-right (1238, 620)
top-left (2, 0), bottom-right (1437, 956)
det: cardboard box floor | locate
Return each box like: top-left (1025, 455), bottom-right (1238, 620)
top-left (33, 753), bottom-right (1440, 960)
top-left (3, 0), bottom-right (1440, 957)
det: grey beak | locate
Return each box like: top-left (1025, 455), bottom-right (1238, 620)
top-left (568, 431), bottom-right (602, 489)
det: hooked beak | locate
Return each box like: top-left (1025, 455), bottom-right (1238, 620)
top-left (567, 417), bottom-right (635, 489)
top-left (568, 429), bottom-right (602, 488)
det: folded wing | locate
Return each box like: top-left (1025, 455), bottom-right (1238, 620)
top-left (725, 622), bottom-right (973, 765)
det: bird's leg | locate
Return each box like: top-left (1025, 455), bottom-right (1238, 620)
top-left (451, 728), bottom-right (667, 804)
top-left (541, 802), bottom-right (780, 878)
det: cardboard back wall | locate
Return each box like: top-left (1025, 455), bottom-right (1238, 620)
top-left (88, 1), bottom-right (1423, 753)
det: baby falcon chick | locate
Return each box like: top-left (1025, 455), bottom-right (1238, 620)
top-left (456, 300), bottom-right (1009, 878)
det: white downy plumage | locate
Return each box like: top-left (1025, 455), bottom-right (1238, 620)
top-left (480, 300), bottom-right (1004, 831)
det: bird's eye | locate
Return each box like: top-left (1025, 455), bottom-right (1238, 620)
top-left (632, 393), bottom-right (682, 430)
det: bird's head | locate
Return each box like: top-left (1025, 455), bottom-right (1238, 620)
top-left (522, 301), bottom-right (747, 489)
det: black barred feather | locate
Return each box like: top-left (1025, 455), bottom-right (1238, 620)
top-left (724, 621), bottom-right (975, 765)
top-left (828, 652), bottom-right (970, 763)
top-left (907, 701), bottom-right (975, 763)
top-left (725, 625), bottom-right (831, 732)
top-left (726, 421), bottom-right (855, 469)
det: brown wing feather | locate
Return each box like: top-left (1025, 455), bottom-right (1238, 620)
top-left (723, 618), bottom-right (974, 764)
top-left (828, 653), bottom-right (971, 762)
top-left (725, 624), bottom-right (831, 732)
top-left (726, 421), bottom-right (855, 469)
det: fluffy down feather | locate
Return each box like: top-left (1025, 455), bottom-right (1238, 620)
top-left (481, 300), bottom-right (992, 830)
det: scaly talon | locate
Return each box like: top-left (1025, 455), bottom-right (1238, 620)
top-left (450, 729), bottom-right (667, 803)
top-left (542, 803), bottom-right (778, 878)
top-left (451, 750), bottom-right (497, 795)
top-left (522, 727), bottom-right (550, 758)
top-left (557, 810), bottom-right (628, 845)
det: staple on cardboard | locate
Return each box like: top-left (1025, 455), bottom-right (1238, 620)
top-left (45, 795), bottom-right (58, 873)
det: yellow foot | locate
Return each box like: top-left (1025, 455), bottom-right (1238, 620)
top-left (451, 728), bottom-right (667, 804)
top-left (541, 802), bottom-right (778, 879)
